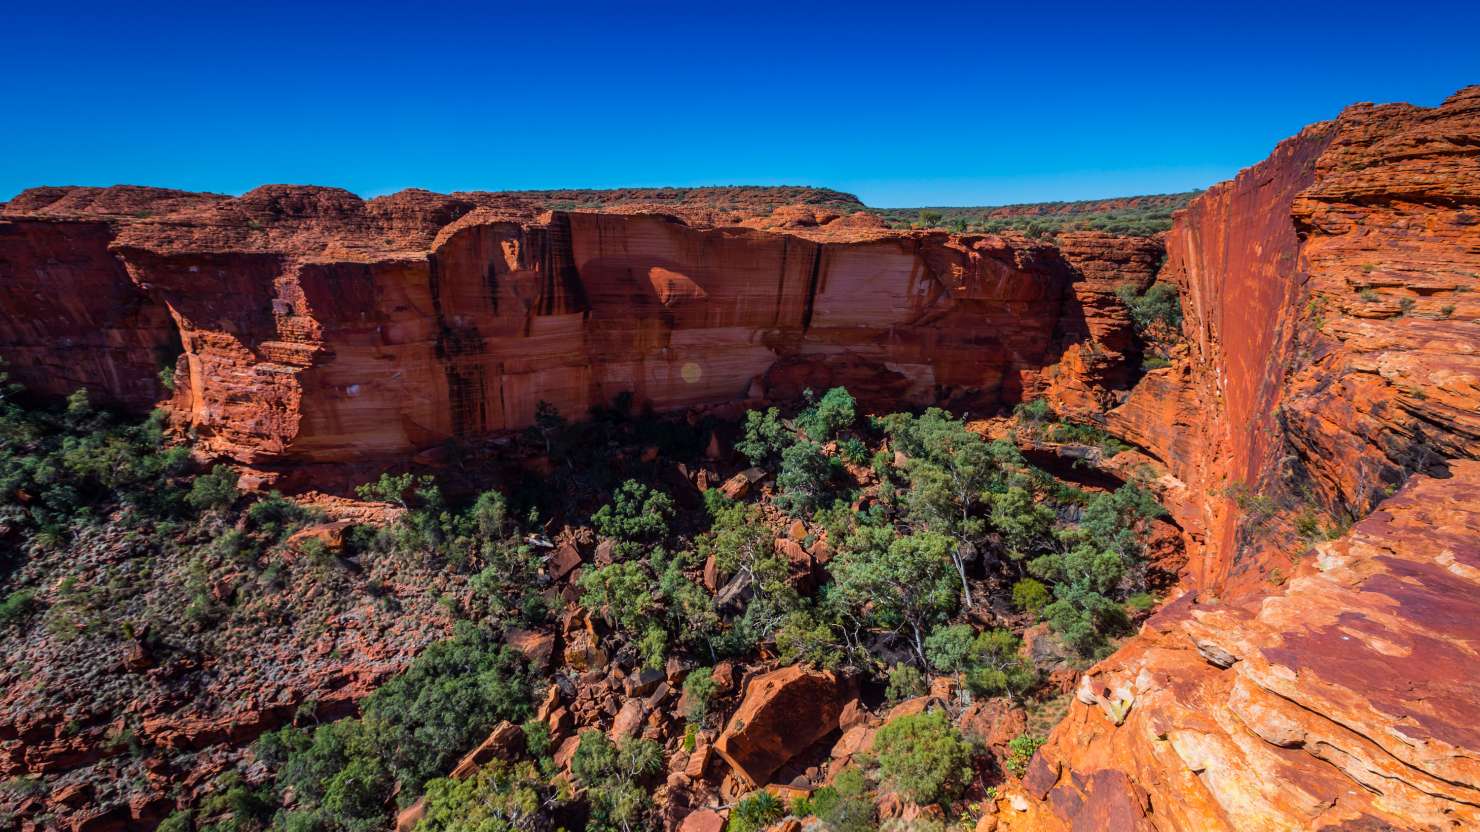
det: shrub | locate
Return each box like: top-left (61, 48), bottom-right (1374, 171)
top-left (0, 590), bottom-right (38, 629)
top-left (1116, 282), bottom-right (1182, 336)
top-left (735, 407), bottom-right (791, 467)
top-left (774, 439), bottom-right (834, 515)
top-left (797, 387), bottom-right (857, 441)
top-left (1012, 398), bottom-right (1054, 425)
top-left (874, 710), bottom-right (974, 805)
top-left (795, 767), bottom-right (875, 831)
top-left (264, 621), bottom-right (537, 827)
top-left (416, 760), bottom-right (554, 832)
top-left (886, 663), bottom-right (927, 703)
top-left (728, 791), bottom-right (784, 832)
top-left (1006, 733), bottom-right (1046, 777)
top-left (469, 537), bottom-right (547, 627)
top-left (839, 436), bottom-right (869, 466)
top-left (681, 667), bottom-right (718, 723)
top-left (184, 464), bottom-right (239, 512)
top-left (592, 480), bottom-right (674, 543)
top-left (1012, 578), bottom-right (1051, 615)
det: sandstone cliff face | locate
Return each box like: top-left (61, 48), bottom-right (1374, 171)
top-left (1016, 86), bottom-right (1480, 831)
top-left (0, 218), bottom-right (179, 410)
top-left (1, 193), bottom-right (1159, 474)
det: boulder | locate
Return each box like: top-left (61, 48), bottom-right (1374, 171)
top-left (505, 629), bottom-right (557, 672)
top-left (449, 721), bottom-right (525, 779)
top-left (713, 665), bottom-right (848, 787)
top-left (679, 809), bottom-right (726, 832)
top-left (610, 699), bottom-right (646, 741)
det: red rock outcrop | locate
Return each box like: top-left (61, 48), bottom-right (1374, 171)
top-left (1, 191), bottom-right (1160, 475)
top-left (1013, 85), bottom-right (1480, 831)
top-left (713, 665), bottom-right (849, 787)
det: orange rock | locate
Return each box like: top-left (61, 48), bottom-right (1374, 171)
top-left (678, 809), bottom-right (725, 832)
top-left (713, 665), bottom-right (848, 787)
top-left (449, 720), bottom-right (523, 779)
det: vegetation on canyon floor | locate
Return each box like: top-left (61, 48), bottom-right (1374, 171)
top-left (874, 192), bottom-right (1200, 238)
top-left (0, 358), bottom-right (1176, 832)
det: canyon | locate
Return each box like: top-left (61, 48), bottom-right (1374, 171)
top-left (0, 84), bottom-right (1476, 832)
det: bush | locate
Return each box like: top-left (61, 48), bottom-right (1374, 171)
top-left (0, 590), bottom-right (37, 629)
top-left (728, 791), bottom-right (784, 832)
top-left (795, 767), bottom-right (875, 831)
top-left (264, 622), bottom-right (536, 827)
top-left (886, 663), bottom-right (927, 703)
top-left (735, 407), bottom-right (791, 467)
top-left (1011, 579), bottom-right (1050, 615)
top-left (1006, 733), bottom-right (1046, 777)
top-left (469, 537), bottom-right (547, 626)
top-left (874, 710), bottom-right (974, 806)
top-left (592, 480), bottom-right (674, 543)
top-left (415, 760), bottom-right (554, 832)
top-left (681, 667), bottom-right (718, 723)
top-left (774, 439), bottom-right (834, 515)
top-left (184, 464), bottom-right (240, 512)
top-left (797, 387), bottom-right (856, 441)
top-left (1012, 398), bottom-right (1054, 425)
top-left (1116, 282), bottom-right (1183, 337)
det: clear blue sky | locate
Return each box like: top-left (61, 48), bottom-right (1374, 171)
top-left (2, 1), bottom-right (1475, 207)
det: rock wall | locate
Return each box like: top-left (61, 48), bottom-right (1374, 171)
top-left (1015, 85), bottom-right (1480, 831)
top-left (0, 218), bottom-right (179, 410)
top-left (0, 192), bottom-right (1160, 473)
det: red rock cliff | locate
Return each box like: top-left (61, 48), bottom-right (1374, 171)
top-left (1010, 86), bottom-right (1480, 831)
top-left (1, 192), bottom-right (1159, 473)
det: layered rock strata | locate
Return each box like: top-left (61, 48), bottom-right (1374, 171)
top-left (1, 191), bottom-right (1159, 472)
top-left (1017, 85), bottom-right (1480, 831)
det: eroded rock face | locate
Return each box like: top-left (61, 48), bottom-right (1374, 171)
top-left (0, 218), bottom-right (179, 410)
top-left (0, 193), bottom-right (1160, 473)
top-left (1014, 85), bottom-right (1480, 831)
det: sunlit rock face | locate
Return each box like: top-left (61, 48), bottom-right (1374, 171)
top-left (1010, 85), bottom-right (1480, 832)
top-left (0, 190), bottom-right (1158, 469)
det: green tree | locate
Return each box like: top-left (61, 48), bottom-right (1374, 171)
top-left (592, 480), bottom-right (674, 544)
top-left (774, 439), bottom-right (833, 515)
top-left (569, 731), bottom-right (664, 832)
top-left (415, 760), bottom-right (554, 832)
top-left (735, 407), bottom-right (791, 468)
top-left (883, 409), bottom-right (1010, 607)
top-left (873, 710), bottom-right (974, 806)
top-left (924, 624), bottom-right (1036, 700)
top-left (831, 528), bottom-right (960, 666)
top-left (989, 486), bottom-right (1055, 561)
top-left (797, 387), bottom-right (856, 442)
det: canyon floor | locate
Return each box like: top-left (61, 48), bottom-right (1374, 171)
top-left (0, 84), bottom-right (1476, 832)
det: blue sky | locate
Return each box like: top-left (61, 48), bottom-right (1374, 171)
top-left (2, 1), bottom-right (1475, 207)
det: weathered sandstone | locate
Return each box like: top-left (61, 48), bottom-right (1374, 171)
top-left (0, 191), bottom-right (1160, 475)
top-left (1015, 85), bottom-right (1480, 831)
